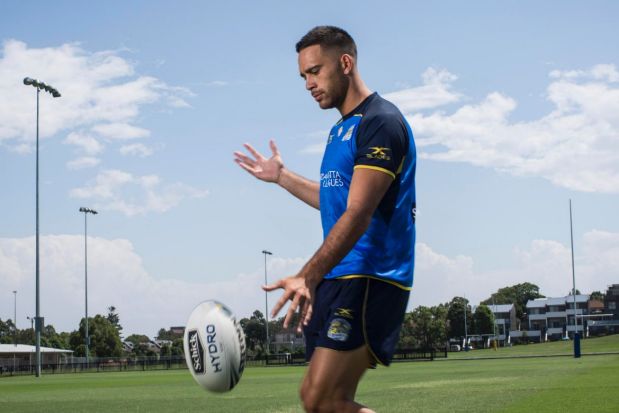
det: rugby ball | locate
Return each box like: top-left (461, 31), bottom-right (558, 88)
top-left (183, 300), bottom-right (246, 392)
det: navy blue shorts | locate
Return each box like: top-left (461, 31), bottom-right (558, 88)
top-left (303, 277), bottom-right (410, 366)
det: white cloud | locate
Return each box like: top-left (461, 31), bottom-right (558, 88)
top-left (385, 67), bottom-right (462, 113)
top-left (299, 68), bottom-right (461, 155)
top-left (66, 156), bottom-right (100, 170)
top-left (0, 234), bottom-right (305, 336)
top-left (404, 64), bottom-right (619, 193)
top-left (120, 143), bottom-right (154, 157)
top-left (70, 169), bottom-right (208, 216)
top-left (92, 123), bottom-right (150, 140)
top-left (2, 231), bottom-right (616, 337)
top-left (410, 231), bottom-right (619, 308)
top-left (0, 40), bottom-right (191, 150)
top-left (63, 131), bottom-right (103, 155)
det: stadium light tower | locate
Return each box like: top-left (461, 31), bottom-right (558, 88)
top-left (23, 77), bottom-right (61, 377)
top-left (262, 250), bottom-right (273, 354)
top-left (13, 290), bottom-right (17, 345)
top-left (80, 207), bottom-right (98, 367)
top-left (569, 199), bottom-right (581, 358)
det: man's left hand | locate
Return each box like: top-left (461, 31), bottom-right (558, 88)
top-left (263, 275), bottom-right (315, 333)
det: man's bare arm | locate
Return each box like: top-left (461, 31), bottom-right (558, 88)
top-left (298, 167), bottom-right (392, 286)
top-left (266, 167), bottom-right (394, 329)
top-left (234, 140), bottom-right (320, 209)
top-left (277, 168), bottom-right (320, 209)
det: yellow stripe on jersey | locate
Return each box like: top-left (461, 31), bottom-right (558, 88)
top-left (353, 165), bottom-right (396, 179)
top-left (337, 274), bottom-right (412, 291)
top-left (396, 156), bottom-right (406, 175)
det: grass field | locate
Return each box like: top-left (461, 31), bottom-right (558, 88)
top-left (449, 333), bottom-right (619, 359)
top-left (1, 336), bottom-right (618, 413)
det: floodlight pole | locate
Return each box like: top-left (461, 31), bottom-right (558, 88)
top-left (13, 290), bottom-right (17, 345)
top-left (463, 296), bottom-right (468, 351)
top-left (13, 290), bottom-right (17, 372)
top-left (80, 207), bottom-right (98, 368)
top-left (492, 296), bottom-right (498, 347)
top-left (569, 199), bottom-right (580, 358)
top-left (262, 250), bottom-right (272, 354)
top-left (23, 77), bottom-right (61, 377)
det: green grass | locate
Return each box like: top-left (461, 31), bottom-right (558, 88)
top-left (448, 334), bottom-right (619, 359)
top-left (1, 335), bottom-right (618, 412)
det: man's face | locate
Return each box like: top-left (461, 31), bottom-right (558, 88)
top-left (298, 45), bottom-right (348, 110)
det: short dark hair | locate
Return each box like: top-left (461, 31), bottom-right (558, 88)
top-left (295, 26), bottom-right (357, 58)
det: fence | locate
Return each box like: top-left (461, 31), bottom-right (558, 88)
top-left (0, 348), bottom-right (446, 377)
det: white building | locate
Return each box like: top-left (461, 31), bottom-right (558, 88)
top-left (487, 304), bottom-right (517, 344)
top-left (0, 344), bottom-right (73, 372)
top-left (511, 294), bottom-right (589, 342)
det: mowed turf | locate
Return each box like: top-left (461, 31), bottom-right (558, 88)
top-left (1, 337), bottom-right (618, 413)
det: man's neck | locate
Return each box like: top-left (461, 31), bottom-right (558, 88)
top-left (338, 77), bottom-right (372, 116)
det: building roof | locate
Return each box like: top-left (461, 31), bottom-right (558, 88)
top-left (527, 295), bottom-right (589, 308)
top-left (488, 304), bottom-right (514, 313)
top-left (527, 299), bottom-right (547, 308)
top-left (566, 294), bottom-right (589, 303)
top-left (0, 344), bottom-right (73, 354)
top-left (546, 297), bottom-right (566, 306)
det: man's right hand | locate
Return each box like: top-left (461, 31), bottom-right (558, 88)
top-left (234, 140), bottom-right (284, 183)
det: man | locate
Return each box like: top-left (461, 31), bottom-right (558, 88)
top-left (234, 26), bottom-right (416, 413)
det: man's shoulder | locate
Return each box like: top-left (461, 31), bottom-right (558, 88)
top-left (360, 94), bottom-right (406, 126)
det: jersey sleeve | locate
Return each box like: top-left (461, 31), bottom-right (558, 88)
top-left (354, 114), bottom-right (409, 179)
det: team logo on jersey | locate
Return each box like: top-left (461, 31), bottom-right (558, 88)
top-left (366, 147), bottom-right (391, 161)
top-left (327, 318), bottom-right (352, 342)
top-left (335, 308), bottom-right (354, 319)
top-left (341, 125), bottom-right (355, 142)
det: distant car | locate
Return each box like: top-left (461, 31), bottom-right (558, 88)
top-left (450, 344), bottom-right (461, 352)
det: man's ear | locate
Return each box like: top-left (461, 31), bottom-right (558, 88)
top-left (340, 54), bottom-right (354, 75)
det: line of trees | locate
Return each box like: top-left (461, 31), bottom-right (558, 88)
top-left (5, 281), bottom-right (592, 357)
top-left (396, 282), bottom-right (551, 350)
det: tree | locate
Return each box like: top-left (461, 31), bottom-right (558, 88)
top-left (240, 310), bottom-right (267, 353)
top-left (125, 334), bottom-right (150, 346)
top-left (41, 325), bottom-right (70, 349)
top-left (447, 297), bottom-right (472, 338)
top-left (106, 306), bottom-right (122, 335)
top-left (410, 305), bottom-right (448, 349)
top-left (590, 291), bottom-right (604, 301)
top-left (70, 315), bottom-right (123, 357)
top-left (482, 282), bottom-right (545, 322)
top-left (156, 327), bottom-right (183, 341)
top-left (0, 318), bottom-right (15, 344)
top-left (473, 305), bottom-right (495, 335)
top-left (123, 334), bottom-right (153, 357)
top-left (171, 338), bottom-right (184, 356)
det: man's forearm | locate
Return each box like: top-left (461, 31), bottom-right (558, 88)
top-left (278, 168), bottom-right (320, 209)
top-left (298, 206), bottom-right (372, 285)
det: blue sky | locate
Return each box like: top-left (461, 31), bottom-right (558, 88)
top-left (1, 1), bottom-right (618, 337)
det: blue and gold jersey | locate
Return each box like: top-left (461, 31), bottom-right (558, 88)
top-left (320, 93), bottom-right (416, 289)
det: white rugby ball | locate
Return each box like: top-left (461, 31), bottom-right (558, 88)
top-left (183, 300), bottom-right (246, 392)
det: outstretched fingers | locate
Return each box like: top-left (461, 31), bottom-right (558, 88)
top-left (233, 151), bottom-right (257, 167)
top-left (269, 284), bottom-right (293, 319)
top-left (269, 139), bottom-right (280, 158)
top-left (243, 143), bottom-right (264, 161)
top-left (298, 300), bottom-right (313, 333)
top-left (284, 293), bottom-right (303, 329)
